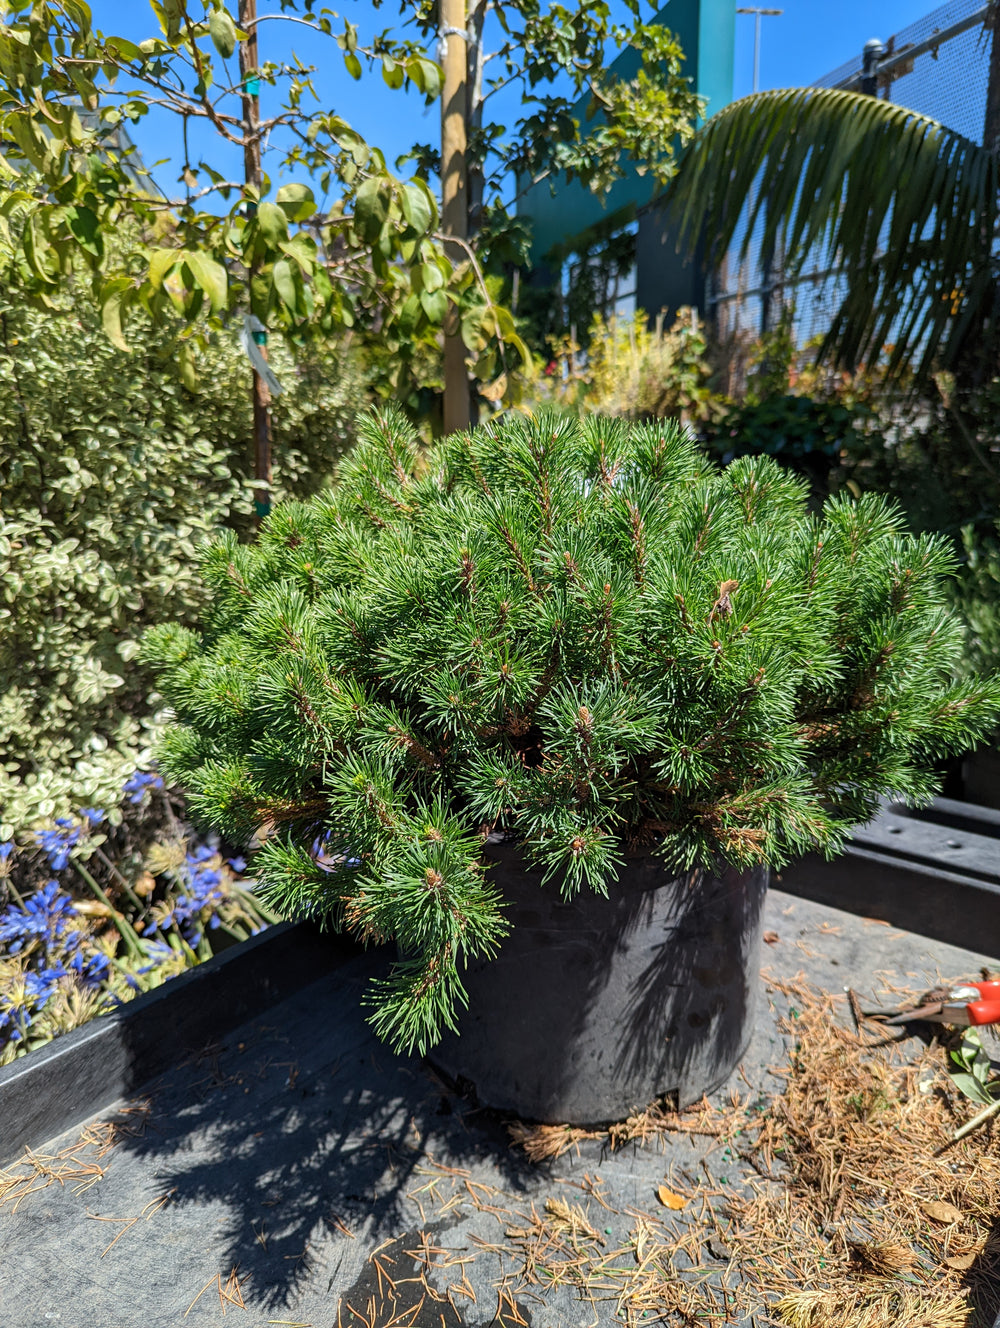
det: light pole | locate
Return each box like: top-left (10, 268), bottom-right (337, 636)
top-left (736, 7), bottom-right (784, 94)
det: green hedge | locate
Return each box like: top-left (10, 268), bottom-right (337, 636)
top-left (0, 284), bottom-right (363, 838)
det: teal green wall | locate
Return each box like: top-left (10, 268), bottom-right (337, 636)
top-left (518, 0), bottom-right (735, 265)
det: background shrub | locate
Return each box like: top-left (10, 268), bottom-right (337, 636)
top-left (0, 280), bottom-right (363, 838)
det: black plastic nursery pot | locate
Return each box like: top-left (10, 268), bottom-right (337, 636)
top-left (430, 837), bottom-right (769, 1125)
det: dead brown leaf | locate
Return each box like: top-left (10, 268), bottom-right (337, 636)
top-left (920, 1199), bottom-right (963, 1225)
top-left (943, 1252), bottom-right (976, 1270)
top-left (656, 1186), bottom-right (687, 1210)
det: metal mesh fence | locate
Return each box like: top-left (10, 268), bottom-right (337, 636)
top-left (711, 1), bottom-right (992, 355)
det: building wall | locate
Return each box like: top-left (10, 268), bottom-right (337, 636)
top-left (517, 0), bottom-right (735, 318)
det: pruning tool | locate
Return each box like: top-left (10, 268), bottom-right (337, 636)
top-left (882, 982), bottom-right (1000, 1028)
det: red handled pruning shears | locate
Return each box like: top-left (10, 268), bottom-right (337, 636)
top-left (883, 982), bottom-right (1000, 1028)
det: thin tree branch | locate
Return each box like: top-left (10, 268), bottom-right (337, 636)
top-left (183, 10), bottom-right (245, 143)
top-left (432, 230), bottom-right (512, 375)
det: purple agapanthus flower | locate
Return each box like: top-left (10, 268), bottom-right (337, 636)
top-left (145, 843), bottom-right (227, 947)
top-left (34, 823), bottom-right (82, 871)
top-left (0, 881), bottom-right (79, 952)
top-left (122, 770), bottom-right (164, 805)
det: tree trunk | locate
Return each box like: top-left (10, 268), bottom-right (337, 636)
top-left (239, 0), bottom-right (273, 521)
top-left (440, 0), bottom-right (471, 434)
top-left (466, 0), bottom-right (487, 235)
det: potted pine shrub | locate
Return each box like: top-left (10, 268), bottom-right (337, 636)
top-left (144, 409), bottom-right (1000, 1124)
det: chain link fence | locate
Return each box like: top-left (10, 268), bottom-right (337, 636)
top-left (710, 0), bottom-right (992, 360)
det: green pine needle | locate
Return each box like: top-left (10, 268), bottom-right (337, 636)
top-left (144, 408), bottom-right (1000, 1052)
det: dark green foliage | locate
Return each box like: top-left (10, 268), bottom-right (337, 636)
top-left (708, 394), bottom-right (873, 478)
top-left (145, 410), bottom-right (1000, 1053)
top-left (666, 87), bottom-right (999, 383)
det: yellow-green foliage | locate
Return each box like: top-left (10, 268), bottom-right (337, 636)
top-left (0, 285), bottom-right (363, 838)
top-left (534, 309), bottom-right (718, 422)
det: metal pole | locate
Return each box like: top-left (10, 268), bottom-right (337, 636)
top-left (736, 8), bottom-right (783, 95)
top-left (861, 37), bottom-right (885, 97)
top-left (736, 8), bottom-right (784, 334)
top-left (440, 0), bottom-right (471, 435)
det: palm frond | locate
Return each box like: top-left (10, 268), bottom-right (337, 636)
top-left (665, 87), bottom-right (999, 381)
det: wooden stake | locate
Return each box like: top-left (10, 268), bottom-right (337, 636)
top-left (239, 0), bottom-right (273, 520)
top-left (440, 0), bottom-right (470, 434)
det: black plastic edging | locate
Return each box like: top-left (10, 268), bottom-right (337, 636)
top-left (0, 921), bottom-right (352, 1167)
top-left (778, 844), bottom-right (1000, 958)
top-left (4, 806), bottom-right (1000, 1165)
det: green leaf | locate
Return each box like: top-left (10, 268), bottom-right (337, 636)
top-left (209, 8), bottom-right (237, 59)
top-left (275, 182), bottom-right (316, 222)
top-left (64, 206), bottom-right (101, 255)
top-left (344, 52), bottom-right (362, 80)
top-left (354, 176), bottom-right (388, 243)
top-left (419, 288), bottom-right (448, 323)
top-left (100, 280), bottom-right (131, 352)
top-left (949, 1072), bottom-right (995, 1107)
top-left (257, 201), bottom-right (289, 247)
top-left (178, 342), bottom-right (198, 391)
top-left (400, 182), bottom-right (434, 236)
top-left (460, 307), bottom-right (485, 350)
top-left (419, 261), bottom-right (444, 293)
top-left (147, 248), bottom-right (178, 289)
top-left (381, 56), bottom-right (404, 90)
top-left (409, 57), bottom-right (441, 98)
top-left (105, 36), bottom-right (142, 62)
top-left (272, 257), bottom-right (297, 313)
top-left (23, 218), bottom-right (55, 284)
top-left (184, 250), bottom-right (228, 313)
top-left (152, 0), bottom-right (184, 44)
top-left (279, 234), bottom-right (316, 276)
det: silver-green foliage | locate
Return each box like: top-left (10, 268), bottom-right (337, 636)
top-left (0, 286), bottom-right (362, 838)
top-left (145, 409), bottom-right (1000, 1055)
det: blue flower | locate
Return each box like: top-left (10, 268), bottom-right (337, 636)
top-left (145, 847), bottom-right (227, 946)
top-left (227, 856), bottom-right (247, 874)
top-left (25, 968), bottom-right (62, 1005)
top-left (0, 881), bottom-right (79, 950)
top-left (136, 940), bottom-right (177, 974)
top-left (68, 947), bottom-right (110, 988)
top-left (80, 808), bottom-right (106, 826)
top-left (0, 842), bottom-right (14, 861)
top-left (122, 770), bottom-right (164, 805)
top-left (34, 823), bottom-right (82, 871)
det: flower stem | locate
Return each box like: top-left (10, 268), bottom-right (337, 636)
top-left (91, 846), bottom-right (147, 916)
top-left (953, 1092), bottom-right (1000, 1142)
top-left (73, 861), bottom-right (144, 961)
top-left (3, 878), bottom-right (26, 909)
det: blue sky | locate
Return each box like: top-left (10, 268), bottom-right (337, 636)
top-left (85, 0), bottom-right (945, 200)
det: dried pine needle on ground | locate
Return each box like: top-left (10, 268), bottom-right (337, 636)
top-left (7, 982), bottom-right (1000, 1326)
top-left (506, 975), bottom-right (1000, 1327)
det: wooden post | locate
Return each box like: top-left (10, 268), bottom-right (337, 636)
top-left (238, 0), bottom-right (273, 520)
top-left (440, 0), bottom-right (470, 434)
